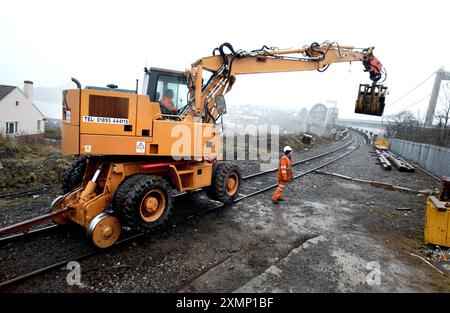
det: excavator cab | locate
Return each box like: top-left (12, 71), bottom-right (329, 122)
top-left (142, 67), bottom-right (189, 115)
top-left (355, 83), bottom-right (387, 116)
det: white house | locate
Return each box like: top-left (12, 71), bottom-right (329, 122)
top-left (0, 81), bottom-right (46, 138)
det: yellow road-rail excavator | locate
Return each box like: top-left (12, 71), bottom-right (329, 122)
top-left (2, 42), bottom-right (388, 248)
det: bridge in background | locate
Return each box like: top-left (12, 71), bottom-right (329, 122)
top-left (338, 118), bottom-right (393, 139)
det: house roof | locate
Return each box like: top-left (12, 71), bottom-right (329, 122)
top-left (0, 84), bottom-right (46, 119)
top-left (0, 85), bottom-right (16, 102)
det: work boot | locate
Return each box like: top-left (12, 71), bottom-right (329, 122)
top-left (279, 198), bottom-right (285, 201)
top-left (271, 199), bottom-right (280, 204)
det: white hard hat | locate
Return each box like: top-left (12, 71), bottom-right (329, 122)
top-left (283, 146), bottom-right (293, 153)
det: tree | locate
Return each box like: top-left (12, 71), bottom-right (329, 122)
top-left (435, 82), bottom-right (450, 146)
top-left (385, 110), bottom-right (418, 140)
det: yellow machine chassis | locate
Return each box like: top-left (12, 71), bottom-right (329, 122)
top-left (53, 159), bottom-right (212, 229)
top-left (62, 89), bottom-right (220, 158)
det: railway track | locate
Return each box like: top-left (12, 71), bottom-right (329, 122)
top-left (0, 185), bottom-right (60, 199)
top-left (0, 132), bottom-right (361, 289)
top-left (411, 162), bottom-right (441, 181)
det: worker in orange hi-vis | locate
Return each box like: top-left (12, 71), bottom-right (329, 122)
top-left (271, 146), bottom-right (293, 204)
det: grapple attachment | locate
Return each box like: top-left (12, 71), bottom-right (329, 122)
top-left (355, 83), bottom-right (388, 116)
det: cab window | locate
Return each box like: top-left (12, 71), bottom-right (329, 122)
top-left (156, 75), bottom-right (188, 110)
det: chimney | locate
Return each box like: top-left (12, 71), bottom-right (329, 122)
top-left (24, 80), bottom-right (33, 100)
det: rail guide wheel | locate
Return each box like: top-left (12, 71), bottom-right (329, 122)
top-left (51, 195), bottom-right (71, 225)
top-left (87, 212), bottom-right (121, 249)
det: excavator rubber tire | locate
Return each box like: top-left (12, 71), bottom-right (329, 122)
top-left (61, 157), bottom-right (88, 194)
top-left (112, 174), bottom-right (172, 231)
top-left (203, 161), bottom-right (241, 204)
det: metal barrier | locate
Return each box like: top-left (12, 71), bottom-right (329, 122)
top-left (389, 139), bottom-right (450, 178)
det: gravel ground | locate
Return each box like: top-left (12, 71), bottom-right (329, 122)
top-left (237, 135), bottom-right (448, 292)
top-left (2, 133), bottom-right (448, 293)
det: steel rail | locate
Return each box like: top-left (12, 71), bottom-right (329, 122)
top-left (242, 133), bottom-right (354, 180)
top-left (0, 186), bottom-right (59, 199)
top-left (0, 207), bottom-right (71, 237)
top-left (0, 224), bottom-right (59, 245)
top-left (408, 161), bottom-right (441, 181)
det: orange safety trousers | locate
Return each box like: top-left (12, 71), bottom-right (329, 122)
top-left (271, 180), bottom-right (287, 201)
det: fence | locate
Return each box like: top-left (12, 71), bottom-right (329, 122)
top-left (389, 139), bottom-right (450, 178)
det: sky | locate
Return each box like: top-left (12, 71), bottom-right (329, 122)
top-left (1, 0), bottom-right (449, 119)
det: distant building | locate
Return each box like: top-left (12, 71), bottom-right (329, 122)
top-left (0, 81), bottom-right (46, 138)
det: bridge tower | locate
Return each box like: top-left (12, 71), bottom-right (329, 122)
top-left (425, 67), bottom-right (450, 126)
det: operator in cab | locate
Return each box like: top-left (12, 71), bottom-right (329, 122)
top-left (160, 89), bottom-right (178, 114)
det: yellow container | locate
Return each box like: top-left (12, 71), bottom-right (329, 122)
top-left (424, 196), bottom-right (450, 247)
top-left (374, 139), bottom-right (390, 150)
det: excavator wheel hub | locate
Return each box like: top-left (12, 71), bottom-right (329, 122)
top-left (140, 189), bottom-right (165, 222)
top-left (102, 225), bottom-right (113, 237)
top-left (144, 197), bottom-right (159, 213)
top-left (226, 173), bottom-right (239, 196)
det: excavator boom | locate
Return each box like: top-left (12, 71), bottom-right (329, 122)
top-left (184, 41), bottom-right (387, 121)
